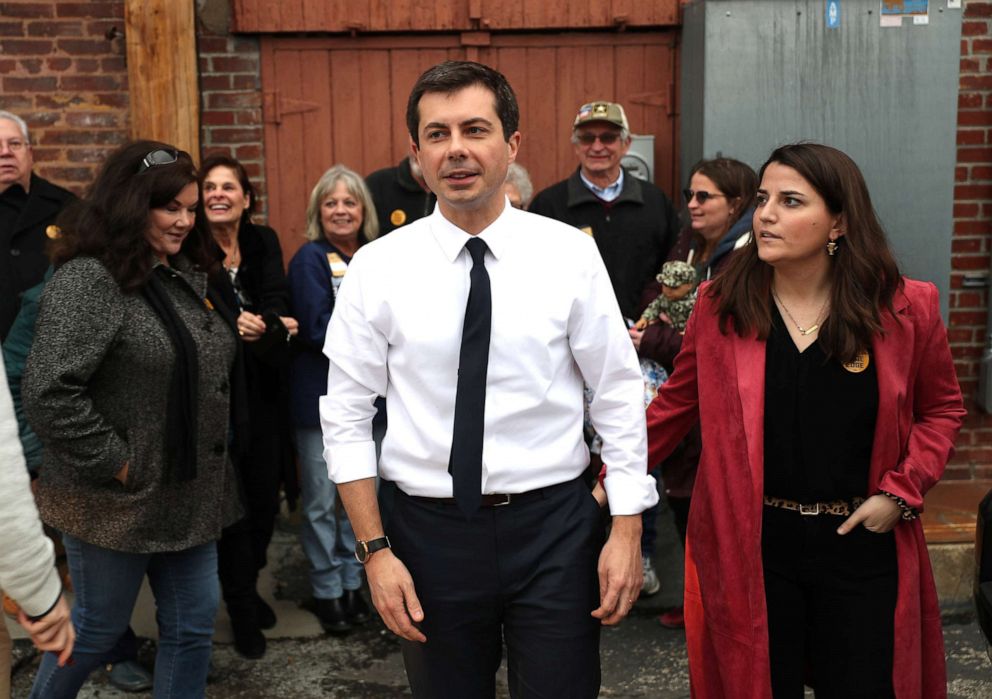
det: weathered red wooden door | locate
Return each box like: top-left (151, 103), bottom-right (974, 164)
top-left (260, 32), bottom-right (678, 260)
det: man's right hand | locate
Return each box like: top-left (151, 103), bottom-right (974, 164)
top-left (365, 549), bottom-right (426, 642)
top-left (18, 594), bottom-right (75, 666)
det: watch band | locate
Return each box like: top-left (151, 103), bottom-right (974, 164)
top-left (355, 536), bottom-right (391, 563)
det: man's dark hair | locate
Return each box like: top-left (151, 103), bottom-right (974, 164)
top-left (406, 60), bottom-right (519, 146)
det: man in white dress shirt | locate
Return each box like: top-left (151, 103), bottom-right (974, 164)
top-left (322, 60), bottom-right (658, 698)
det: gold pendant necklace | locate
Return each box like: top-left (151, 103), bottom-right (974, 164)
top-left (772, 288), bottom-right (828, 337)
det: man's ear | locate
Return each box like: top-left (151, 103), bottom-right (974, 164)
top-left (409, 139), bottom-right (420, 168)
top-left (506, 131), bottom-right (521, 164)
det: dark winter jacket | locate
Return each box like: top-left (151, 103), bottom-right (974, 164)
top-left (529, 167), bottom-right (679, 320)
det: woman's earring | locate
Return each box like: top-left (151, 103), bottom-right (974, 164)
top-left (826, 239), bottom-right (838, 256)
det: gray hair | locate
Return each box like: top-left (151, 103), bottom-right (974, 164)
top-left (505, 163), bottom-right (533, 208)
top-left (305, 164), bottom-right (380, 242)
top-left (0, 110), bottom-right (30, 143)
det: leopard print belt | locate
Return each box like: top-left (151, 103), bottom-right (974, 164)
top-left (763, 495), bottom-right (865, 516)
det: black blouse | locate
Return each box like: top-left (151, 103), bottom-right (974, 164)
top-left (763, 304), bottom-right (878, 502)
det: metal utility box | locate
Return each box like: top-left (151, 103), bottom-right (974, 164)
top-left (623, 134), bottom-right (656, 182)
top-left (680, 0), bottom-right (962, 316)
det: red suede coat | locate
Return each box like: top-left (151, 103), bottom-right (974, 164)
top-left (645, 278), bottom-right (966, 699)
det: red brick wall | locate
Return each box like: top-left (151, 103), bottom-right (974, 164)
top-left (948, 0), bottom-right (992, 478)
top-left (0, 1), bottom-right (129, 195)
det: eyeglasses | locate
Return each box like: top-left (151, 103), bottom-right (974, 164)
top-left (683, 189), bottom-right (726, 205)
top-left (574, 132), bottom-right (621, 146)
top-left (1, 139), bottom-right (27, 153)
top-left (137, 148), bottom-right (178, 174)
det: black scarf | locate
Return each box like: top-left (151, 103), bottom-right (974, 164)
top-left (142, 267), bottom-right (201, 483)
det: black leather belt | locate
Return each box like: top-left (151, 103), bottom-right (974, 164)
top-left (402, 479), bottom-right (575, 508)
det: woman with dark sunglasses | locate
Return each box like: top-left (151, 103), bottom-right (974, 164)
top-left (629, 156), bottom-right (757, 628)
top-left (200, 154), bottom-right (298, 659)
top-left (23, 141), bottom-right (245, 697)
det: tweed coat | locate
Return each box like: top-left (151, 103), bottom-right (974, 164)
top-left (645, 278), bottom-right (965, 699)
top-left (23, 255), bottom-right (242, 553)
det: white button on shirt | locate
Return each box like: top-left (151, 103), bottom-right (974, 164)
top-left (320, 202), bottom-right (658, 516)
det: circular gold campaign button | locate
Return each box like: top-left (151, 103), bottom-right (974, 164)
top-left (390, 209), bottom-right (407, 227)
top-left (843, 351), bottom-right (870, 374)
top-left (45, 224), bottom-right (62, 239)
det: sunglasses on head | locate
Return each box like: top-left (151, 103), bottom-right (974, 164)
top-left (575, 132), bottom-right (621, 146)
top-left (683, 189), bottom-right (726, 205)
top-left (137, 148), bottom-right (178, 174)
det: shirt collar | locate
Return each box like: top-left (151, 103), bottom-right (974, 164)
top-left (579, 168), bottom-right (624, 202)
top-left (429, 198), bottom-right (513, 263)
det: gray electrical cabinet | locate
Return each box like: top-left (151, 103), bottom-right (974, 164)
top-left (681, 0), bottom-right (962, 317)
top-left (622, 134), bottom-right (655, 182)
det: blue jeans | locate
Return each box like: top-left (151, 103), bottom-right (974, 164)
top-left (296, 427), bottom-right (363, 599)
top-left (29, 536), bottom-right (218, 699)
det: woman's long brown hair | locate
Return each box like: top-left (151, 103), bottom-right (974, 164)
top-left (707, 143), bottom-right (901, 363)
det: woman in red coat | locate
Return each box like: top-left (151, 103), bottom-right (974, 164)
top-left (645, 143), bottom-right (965, 698)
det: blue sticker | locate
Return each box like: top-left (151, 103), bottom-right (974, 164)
top-left (826, 0), bottom-right (841, 29)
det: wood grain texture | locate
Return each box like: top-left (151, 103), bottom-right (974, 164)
top-left (124, 0), bottom-right (199, 158)
top-left (259, 31), bottom-right (678, 251)
top-left (234, 0), bottom-right (678, 31)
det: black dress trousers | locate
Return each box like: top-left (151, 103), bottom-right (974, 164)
top-left (388, 478), bottom-right (605, 699)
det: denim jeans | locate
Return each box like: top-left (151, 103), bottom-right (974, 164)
top-left (296, 427), bottom-right (363, 600)
top-left (29, 536), bottom-right (218, 699)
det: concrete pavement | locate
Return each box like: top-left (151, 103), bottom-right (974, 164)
top-left (9, 498), bottom-right (992, 697)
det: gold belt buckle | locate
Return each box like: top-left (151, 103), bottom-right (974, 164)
top-left (799, 503), bottom-right (820, 516)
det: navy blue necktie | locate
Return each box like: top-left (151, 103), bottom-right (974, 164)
top-left (448, 236), bottom-right (491, 518)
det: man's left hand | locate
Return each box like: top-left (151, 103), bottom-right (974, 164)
top-left (591, 514), bottom-right (642, 625)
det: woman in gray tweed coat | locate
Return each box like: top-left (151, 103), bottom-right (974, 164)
top-left (23, 141), bottom-right (243, 698)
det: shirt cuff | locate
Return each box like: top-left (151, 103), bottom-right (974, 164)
top-left (602, 470), bottom-right (659, 516)
top-left (326, 441), bottom-right (379, 484)
top-left (22, 572), bottom-right (64, 620)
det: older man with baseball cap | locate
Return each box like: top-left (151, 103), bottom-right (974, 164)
top-left (530, 101), bottom-right (679, 598)
top-left (530, 101), bottom-right (678, 324)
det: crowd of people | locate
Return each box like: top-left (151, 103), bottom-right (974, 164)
top-left (0, 56), bottom-right (965, 699)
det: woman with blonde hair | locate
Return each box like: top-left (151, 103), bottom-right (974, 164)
top-left (288, 165), bottom-right (380, 635)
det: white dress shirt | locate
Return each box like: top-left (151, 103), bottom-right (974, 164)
top-left (320, 202), bottom-right (658, 515)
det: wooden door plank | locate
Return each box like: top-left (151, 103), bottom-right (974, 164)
top-left (382, 0), bottom-right (413, 30)
top-left (360, 50), bottom-right (394, 174)
top-left (231, 0), bottom-right (256, 32)
top-left (124, 0), bottom-right (199, 158)
top-left (641, 42), bottom-right (677, 195)
top-left (271, 48), bottom-right (309, 260)
top-left (388, 49), bottom-right (424, 164)
top-left (299, 48), bottom-right (334, 218)
top-left (236, 0), bottom-right (680, 31)
top-left (520, 46), bottom-right (561, 195)
top-left (329, 50), bottom-right (365, 173)
top-left (279, 0), bottom-right (304, 30)
top-left (555, 45), bottom-right (586, 184)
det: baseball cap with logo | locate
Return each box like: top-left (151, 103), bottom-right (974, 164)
top-left (573, 101), bottom-right (629, 131)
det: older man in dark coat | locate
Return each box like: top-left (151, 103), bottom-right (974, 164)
top-left (0, 110), bottom-right (74, 341)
